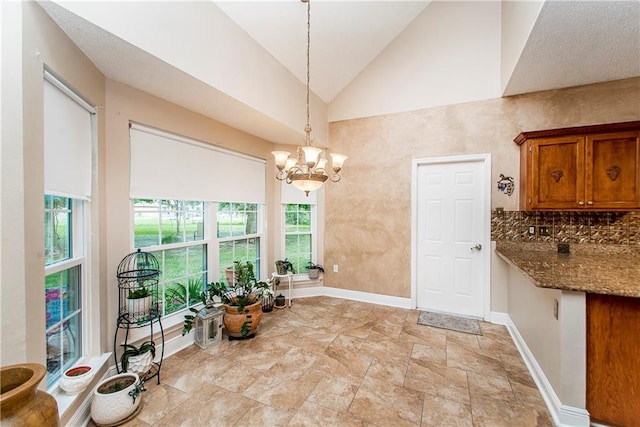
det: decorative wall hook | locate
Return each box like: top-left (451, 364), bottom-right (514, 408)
top-left (497, 174), bottom-right (514, 196)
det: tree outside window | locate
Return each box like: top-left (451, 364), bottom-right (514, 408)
top-left (133, 199), bottom-right (207, 316)
top-left (217, 202), bottom-right (261, 281)
top-left (284, 204), bottom-right (312, 273)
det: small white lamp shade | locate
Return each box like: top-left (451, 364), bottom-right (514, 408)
top-left (272, 151), bottom-right (291, 171)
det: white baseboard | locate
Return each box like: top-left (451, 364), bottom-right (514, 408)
top-left (322, 286), bottom-right (413, 309)
top-left (490, 311), bottom-right (510, 325)
top-left (276, 285), bottom-right (413, 309)
top-left (504, 315), bottom-right (590, 427)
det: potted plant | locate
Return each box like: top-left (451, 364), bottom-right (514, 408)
top-left (182, 261), bottom-right (270, 339)
top-left (120, 341), bottom-right (156, 375)
top-left (90, 372), bottom-right (144, 426)
top-left (275, 258), bottom-right (295, 275)
top-left (126, 287), bottom-right (152, 320)
top-left (306, 262), bottom-right (324, 280)
top-left (59, 365), bottom-right (95, 395)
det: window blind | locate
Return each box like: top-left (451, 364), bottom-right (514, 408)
top-left (43, 72), bottom-right (94, 200)
top-left (129, 124), bottom-right (266, 203)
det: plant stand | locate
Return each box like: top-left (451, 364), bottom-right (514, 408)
top-left (271, 271), bottom-right (293, 308)
top-left (114, 250), bottom-right (164, 385)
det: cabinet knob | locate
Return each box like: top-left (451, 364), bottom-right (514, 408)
top-left (587, 201), bottom-right (594, 205)
top-left (578, 201), bottom-right (585, 206)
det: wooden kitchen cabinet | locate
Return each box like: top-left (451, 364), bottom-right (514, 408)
top-left (587, 293), bottom-right (640, 427)
top-left (515, 121), bottom-right (640, 211)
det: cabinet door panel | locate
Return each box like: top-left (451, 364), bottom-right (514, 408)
top-left (586, 131), bottom-right (640, 209)
top-left (532, 136), bottom-right (584, 209)
top-left (587, 294), bottom-right (640, 427)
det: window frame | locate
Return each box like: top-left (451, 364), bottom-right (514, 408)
top-left (131, 199), bottom-right (210, 321)
top-left (129, 199), bottom-right (266, 337)
top-left (44, 197), bottom-right (87, 389)
top-left (216, 202), bottom-right (266, 282)
top-left (281, 203), bottom-right (318, 281)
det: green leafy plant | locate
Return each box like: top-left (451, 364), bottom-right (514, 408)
top-left (275, 258), bottom-right (295, 274)
top-left (181, 260), bottom-right (270, 336)
top-left (127, 288), bottom-right (150, 299)
top-left (305, 262), bottom-right (324, 273)
top-left (165, 277), bottom-right (203, 314)
top-left (120, 340), bottom-right (156, 372)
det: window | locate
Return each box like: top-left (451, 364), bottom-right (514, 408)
top-left (133, 199), bottom-right (207, 316)
top-left (217, 202), bottom-right (262, 281)
top-left (283, 204), bottom-right (312, 274)
top-left (45, 196), bottom-right (83, 387)
top-left (43, 70), bottom-right (96, 391)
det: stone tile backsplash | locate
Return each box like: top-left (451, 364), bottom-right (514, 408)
top-left (491, 211), bottom-right (640, 245)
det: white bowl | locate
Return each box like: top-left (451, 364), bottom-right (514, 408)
top-left (59, 365), bottom-right (94, 395)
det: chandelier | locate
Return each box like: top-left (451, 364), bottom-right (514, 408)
top-left (272, 0), bottom-right (347, 196)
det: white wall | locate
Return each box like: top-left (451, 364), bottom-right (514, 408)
top-left (329, 1), bottom-right (501, 122)
top-left (1, 0), bottom-right (28, 365)
top-left (505, 260), bottom-right (587, 422)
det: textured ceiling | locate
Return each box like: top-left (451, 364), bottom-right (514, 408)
top-left (503, 0), bottom-right (640, 96)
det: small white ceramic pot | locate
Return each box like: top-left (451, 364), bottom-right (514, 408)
top-left (59, 365), bottom-right (94, 395)
top-left (90, 373), bottom-right (142, 426)
top-left (126, 351), bottom-right (153, 375)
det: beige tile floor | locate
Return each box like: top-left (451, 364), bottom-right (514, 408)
top-left (95, 297), bottom-right (553, 427)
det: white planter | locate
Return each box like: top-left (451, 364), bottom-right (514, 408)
top-left (59, 365), bottom-right (94, 395)
top-left (91, 373), bottom-right (142, 427)
top-left (126, 295), bottom-right (152, 320)
top-left (126, 351), bottom-right (153, 375)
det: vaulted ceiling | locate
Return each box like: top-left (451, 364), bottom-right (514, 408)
top-left (40, 1), bottom-right (640, 145)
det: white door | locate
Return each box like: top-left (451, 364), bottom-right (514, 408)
top-left (415, 158), bottom-right (487, 318)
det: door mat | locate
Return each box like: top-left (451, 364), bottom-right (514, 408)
top-left (417, 311), bottom-right (482, 335)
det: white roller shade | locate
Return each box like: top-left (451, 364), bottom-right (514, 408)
top-left (44, 73), bottom-right (94, 200)
top-left (280, 180), bottom-right (317, 204)
top-left (130, 124), bottom-right (266, 203)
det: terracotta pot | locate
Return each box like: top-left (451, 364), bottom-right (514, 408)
top-left (223, 301), bottom-right (263, 338)
top-left (0, 363), bottom-right (59, 427)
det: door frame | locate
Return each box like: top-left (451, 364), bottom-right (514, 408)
top-left (411, 153), bottom-right (492, 320)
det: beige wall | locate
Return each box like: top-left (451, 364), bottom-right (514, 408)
top-left (0, 1), bottom-right (278, 369)
top-left (1, 1), bottom-right (106, 365)
top-left (104, 80), bottom-right (276, 345)
top-left (325, 78), bottom-right (640, 300)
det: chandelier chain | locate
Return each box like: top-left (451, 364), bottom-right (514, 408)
top-left (305, 0), bottom-right (311, 141)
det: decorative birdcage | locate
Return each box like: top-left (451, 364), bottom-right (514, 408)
top-left (194, 306), bottom-right (224, 349)
top-left (117, 249), bottom-right (160, 325)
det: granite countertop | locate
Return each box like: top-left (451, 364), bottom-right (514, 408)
top-left (495, 242), bottom-right (640, 298)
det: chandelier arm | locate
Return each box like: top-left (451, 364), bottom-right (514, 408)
top-left (330, 174), bottom-right (341, 183)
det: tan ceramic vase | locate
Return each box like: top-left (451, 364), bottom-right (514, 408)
top-left (223, 301), bottom-right (263, 338)
top-left (0, 363), bottom-right (59, 427)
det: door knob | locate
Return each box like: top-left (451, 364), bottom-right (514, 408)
top-left (471, 244), bottom-right (482, 251)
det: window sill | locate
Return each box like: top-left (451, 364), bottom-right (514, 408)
top-left (51, 352), bottom-right (111, 424)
